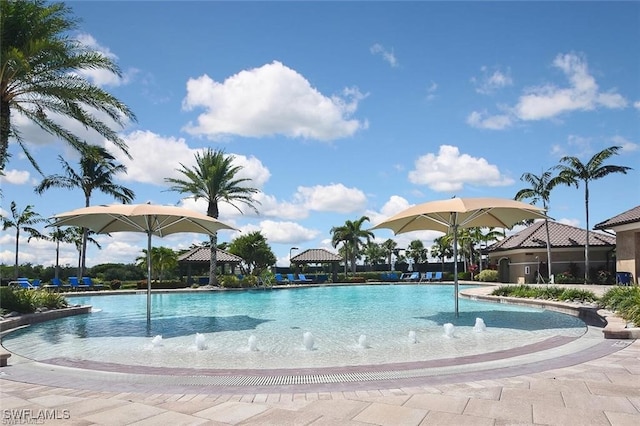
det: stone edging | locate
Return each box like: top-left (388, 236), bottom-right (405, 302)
top-left (0, 305), bottom-right (92, 333)
top-left (459, 289), bottom-right (640, 339)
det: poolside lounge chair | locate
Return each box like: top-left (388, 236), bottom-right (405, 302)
top-left (421, 272), bottom-right (433, 282)
top-left (402, 272), bottom-right (420, 282)
top-left (69, 276), bottom-right (89, 291)
top-left (16, 277), bottom-right (33, 289)
top-left (82, 276), bottom-right (104, 290)
top-left (44, 277), bottom-right (67, 291)
top-left (297, 274), bottom-right (313, 283)
top-left (274, 273), bottom-right (288, 284)
top-left (433, 271), bottom-right (443, 281)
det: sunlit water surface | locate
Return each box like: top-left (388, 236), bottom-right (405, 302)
top-left (3, 285), bottom-right (586, 369)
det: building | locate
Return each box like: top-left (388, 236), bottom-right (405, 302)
top-left (595, 205), bottom-right (640, 286)
top-left (486, 221), bottom-right (616, 284)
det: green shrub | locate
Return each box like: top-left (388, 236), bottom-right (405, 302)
top-left (600, 287), bottom-right (640, 326)
top-left (490, 285), bottom-right (596, 303)
top-left (109, 279), bottom-right (122, 290)
top-left (475, 270), bottom-right (499, 282)
top-left (32, 291), bottom-right (68, 309)
top-left (0, 287), bottom-right (36, 313)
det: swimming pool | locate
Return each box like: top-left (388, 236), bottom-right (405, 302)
top-left (2, 285), bottom-right (587, 369)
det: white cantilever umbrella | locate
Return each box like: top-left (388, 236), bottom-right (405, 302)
top-left (371, 197), bottom-right (548, 317)
top-left (50, 203), bottom-right (236, 322)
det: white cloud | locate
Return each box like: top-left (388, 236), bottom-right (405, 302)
top-left (294, 183), bottom-right (367, 213)
top-left (558, 217), bottom-right (581, 227)
top-left (74, 33), bottom-right (136, 87)
top-left (514, 53), bottom-right (627, 121)
top-left (0, 169), bottom-right (30, 185)
top-left (472, 66), bottom-right (513, 94)
top-left (370, 43), bottom-right (399, 68)
top-left (243, 220), bottom-right (321, 244)
top-left (611, 135), bottom-right (639, 153)
top-left (426, 81), bottom-right (438, 101)
top-left (466, 110), bottom-right (512, 130)
top-left (408, 145), bottom-right (514, 192)
top-left (182, 61), bottom-right (367, 141)
top-left (468, 53), bottom-right (628, 131)
top-left (634, 100), bottom-right (640, 109)
top-left (111, 131), bottom-right (271, 189)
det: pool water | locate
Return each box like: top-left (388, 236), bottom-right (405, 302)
top-left (2, 285), bottom-right (587, 369)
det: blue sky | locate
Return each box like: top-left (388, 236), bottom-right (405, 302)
top-left (2, 1), bottom-right (639, 269)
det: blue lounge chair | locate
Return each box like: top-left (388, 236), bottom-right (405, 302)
top-left (31, 279), bottom-right (41, 288)
top-left (44, 277), bottom-right (67, 291)
top-left (274, 273), bottom-right (288, 284)
top-left (297, 274), bottom-right (313, 283)
top-left (69, 276), bottom-right (89, 291)
top-left (433, 271), bottom-right (443, 281)
top-left (16, 277), bottom-right (33, 289)
top-left (82, 276), bottom-right (104, 290)
top-left (402, 272), bottom-right (420, 282)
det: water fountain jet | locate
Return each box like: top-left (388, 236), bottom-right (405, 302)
top-left (408, 330), bottom-right (417, 344)
top-left (151, 335), bottom-right (163, 346)
top-left (443, 323), bottom-right (455, 338)
top-left (358, 334), bottom-right (369, 348)
top-left (303, 332), bottom-right (315, 350)
top-left (474, 318), bottom-right (487, 332)
top-left (195, 333), bottom-right (207, 350)
top-left (248, 335), bottom-right (258, 351)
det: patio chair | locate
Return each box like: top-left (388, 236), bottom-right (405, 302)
top-left (422, 272), bottom-right (433, 282)
top-left (297, 274), bottom-right (313, 283)
top-left (402, 272), bottom-right (420, 282)
top-left (69, 276), bottom-right (89, 291)
top-left (44, 277), bottom-right (67, 291)
top-left (17, 277), bottom-right (33, 289)
top-left (82, 276), bottom-right (104, 290)
top-left (433, 271), bottom-right (443, 281)
top-left (274, 273), bottom-right (288, 284)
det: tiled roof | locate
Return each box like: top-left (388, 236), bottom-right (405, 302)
top-left (177, 247), bottom-right (243, 263)
top-left (594, 205), bottom-right (640, 230)
top-left (291, 248), bottom-right (343, 263)
top-left (486, 220), bottom-right (615, 252)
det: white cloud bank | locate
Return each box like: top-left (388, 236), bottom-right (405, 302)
top-left (182, 61), bottom-right (368, 141)
top-left (468, 53), bottom-right (628, 130)
top-left (408, 145), bottom-right (514, 192)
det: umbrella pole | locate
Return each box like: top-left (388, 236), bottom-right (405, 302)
top-left (147, 232), bottom-right (152, 323)
top-left (453, 222), bottom-right (459, 318)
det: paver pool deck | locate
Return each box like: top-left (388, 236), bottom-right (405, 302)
top-left (1, 284), bottom-right (638, 425)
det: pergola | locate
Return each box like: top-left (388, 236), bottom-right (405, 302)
top-left (290, 248), bottom-right (343, 282)
top-left (178, 247), bottom-right (243, 284)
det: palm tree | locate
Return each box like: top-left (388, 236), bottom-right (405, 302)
top-left (431, 235), bottom-right (453, 273)
top-left (381, 238), bottom-right (398, 271)
top-left (406, 240), bottom-right (428, 269)
top-left (0, 0), bottom-right (136, 172)
top-left (363, 241), bottom-right (385, 270)
top-left (556, 146), bottom-right (632, 282)
top-left (165, 149), bottom-right (259, 286)
top-left (515, 168), bottom-right (564, 280)
top-left (46, 225), bottom-right (74, 279)
top-left (35, 144), bottom-right (134, 277)
top-left (330, 216), bottom-right (374, 275)
top-left (136, 246), bottom-right (178, 283)
top-left (1, 201), bottom-right (46, 279)
top-left (66, 226), bottom-right (101, 274)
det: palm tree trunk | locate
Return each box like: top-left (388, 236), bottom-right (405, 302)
top-left (584, 182), bottom-right (590, 283)
top-left (544, 218), bottom-right (553, 281)
top-left (14, 229), bottom-right (19, 279)
top-left (209, 233), bottom-right (218, 286)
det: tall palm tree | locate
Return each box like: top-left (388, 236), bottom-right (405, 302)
top-left (66, 226), bottom-right (101, 274)
top-left (136, 246), bottom-right (178, 283)
top-left (46, 225), bottom-right (74, 279)
top-left (363, 241), bottom-right (385, 270)
top-left (406, 240), bottom-right (428, 269)
top-left (556, 146), bottom-right (632, 282)
top-left (1, 201), bottom-right (46, 279)
top-left (381, 238), bottom-right (397, 271)
top-left (515, 168), bottom-right (564, 280)
top-left (35, 144), bottom-right (135, 276)
top-left (165, 149), bottom-right (259, 286)
top-left (330, 216), bottom-right (374, 275)
top-left (0, 0), bottom-right (136, 172)
top-left (431, 235), bottom-right (453, 273)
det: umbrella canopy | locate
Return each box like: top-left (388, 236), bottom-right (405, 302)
top-left (50, 203), bottom-right (236, 322)
top-left (371, 197), bottom-right (548, 317)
